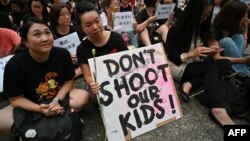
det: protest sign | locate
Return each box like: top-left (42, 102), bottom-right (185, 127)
top-left (88, 43), bottom-right (182, 141)
top-left (0, 55), bottom-right (13, 92)
top-left (155, 4), bottom-right (176, 20)
top-left (53, 32), bottom-right (80, 54)
top-left (113, 12), bottom-right (133, 32)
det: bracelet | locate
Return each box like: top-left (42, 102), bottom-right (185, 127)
top-left (52, 98), bottom-right (62, 105)
top-left (180, 53), bottom-right (188, 62)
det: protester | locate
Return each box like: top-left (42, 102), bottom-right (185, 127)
top-left (166, 0), bottom-right (235, 126)
top-left (100, 0), bottom-right (138, 48)
top-left (9, 0), bottom-right (26, 31)
top-left (50, 3), bottom-right (85, 79)
top-left (135, 0), bottom-right (170, 46)
top-left (0, 27), bottom-right (21, 57)
top-left (76, 1), bottom-right (127, 102)
top-left (23, 0), bottom-right (50, 24)
top-left (0, 18), bottom-right (89, 137)
top-left (209, 0), bottom-right (250, 76)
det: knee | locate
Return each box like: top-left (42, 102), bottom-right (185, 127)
top-left (219, 37), bottom-right (234, 47)
top-left (70, 89), bottom-right (89, 112)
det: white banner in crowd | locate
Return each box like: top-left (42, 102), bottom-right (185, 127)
top-left (113, 12), bottom-right (133, 32)
top-left (53, 32), bottom-right (80, 55)
top-left (88, 43), bottom-right (182, 141)
top-left (0, 55), bottom-right (14, 92)
top-left (155, 3), bottom-right (176, 20)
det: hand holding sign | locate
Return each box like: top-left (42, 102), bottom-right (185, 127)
top-left (113, 12), bottom-right (133, 32)
top-left (88, 43), bottom-right (182, 141)
top-left (155, 4), bottom-right (176, 20)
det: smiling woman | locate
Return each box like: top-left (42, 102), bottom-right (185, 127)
top-left (0, 18), bottom-right (89, 141)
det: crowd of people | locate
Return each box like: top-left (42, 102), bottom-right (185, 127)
top-left (0, 0), bottom-right (250, 140)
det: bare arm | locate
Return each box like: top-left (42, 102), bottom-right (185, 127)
top-left (209, 39), bottom-right (248, 63)
top-left (80, 63), bottom-right (100, 94)
top-left (135, 16), bottom-right (156, 33)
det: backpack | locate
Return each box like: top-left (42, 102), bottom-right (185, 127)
top-left (221, 73), bottom-right (250, 115)
top-left (12, 98), bottom-right (83, 141)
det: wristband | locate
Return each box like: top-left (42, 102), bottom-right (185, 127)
top-left (180, 53), bottom-right (188, 62)
top-left (52, 98), bottom-right (62, 106)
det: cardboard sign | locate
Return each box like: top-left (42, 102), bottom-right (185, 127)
top-left (113, 12), bottom-right (133, 32)
top-left (88, 43), bottom-right (182, 141)
top-left (53, 32), bottom-right (80, 54)
top-left (0, 55), bottom-right (14, 92)
top-left (155, 4), bottom-right (176, 20)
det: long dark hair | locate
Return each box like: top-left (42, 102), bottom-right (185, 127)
top-left (213, 0), bottom-right (247, 34)
top-left (27, 0), bottom-right (49, 20)
top-left (167, 0), bottom-right (214, 56)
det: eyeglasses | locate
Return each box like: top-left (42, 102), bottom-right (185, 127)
top-left (110, 2), bottom-right (120, 8)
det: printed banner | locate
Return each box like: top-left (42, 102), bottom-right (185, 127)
top-left (0, 55), bottom-right (14, 92)
top-left (88, 43), bottom-right (182, 141)
top-left (155, 4), bottom-right (176, 20)
top-left (113, 12), bottom-right (133, 32)
top-left (53, 32), bottom-right (80, 54)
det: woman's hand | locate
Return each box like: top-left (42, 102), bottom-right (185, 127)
top-left (71, 54), bottom-right (77, 65)
top-left (132, 20), bottom-right (137, 30)
top-left (189, 44), bottom-right (213, 58)
top-left (89, 81), bottom-right (100, 94)
top-left (244, 55), bottom-right (250, 65)
top-left (40, 103), bottom-right (64, 117)
top-left (240, 16), bottom-right (250, 33)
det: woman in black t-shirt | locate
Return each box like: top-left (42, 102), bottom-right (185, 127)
top-left (0, 18), bottom-right (89, 135)
top-left (76, 1), bottom-right (127, 102)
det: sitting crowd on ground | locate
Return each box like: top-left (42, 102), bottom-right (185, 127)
top-left (0, 0), bottom-right (250, 140)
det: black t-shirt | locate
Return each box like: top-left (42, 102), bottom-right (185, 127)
top-left (135, 9), bottom-right (159, 33)
top-left (50, 25), bottom-right (85, 41)
top-left (77, 31), bottom-right (128, 65)
top-left (3, 47), bottom-right (75, 102)
top-left (120, 5), bottom-right (132, 12)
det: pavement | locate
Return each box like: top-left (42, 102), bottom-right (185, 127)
top-left (0, 78), bottom-right (249, 141)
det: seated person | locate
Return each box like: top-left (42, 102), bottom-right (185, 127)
top-left (209, 0), bottom-right (250, 76)
top-left (49, 3), bottom-right (86, 79)
top-left (0, 18), bottom-right (89, 138)
top-left (135, 0), bottom-right (170, 46)
top-left (0, 27), bottom-right (21, 58)
top-left (100, 0), bottom-right (138, 48)
top-left (76, 1), bottom-right (128, 102)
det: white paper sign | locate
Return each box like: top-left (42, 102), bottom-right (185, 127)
top-left (155, 4), bottom-right (176, 20)
top-left (0, 55), bottom-right (14, 92)
top-left (88, 43), bottom-right (182, 141)
top-left (113, 12), bottom-right (133, 32)
top-left (53, 32), bottom-right (80, 54)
